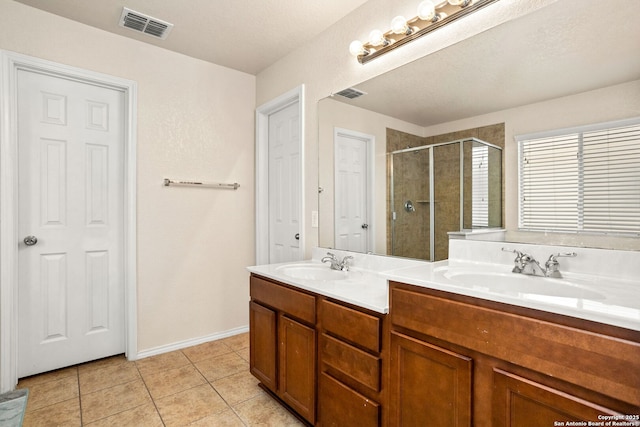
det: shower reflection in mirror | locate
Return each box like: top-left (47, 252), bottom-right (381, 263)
top-left (389, 137), bottom-right (502, 261)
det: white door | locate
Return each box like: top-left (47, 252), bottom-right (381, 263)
top-left (268, 102), bottom-right (301, 263)
top-left (17, 69), bottom-right (125, 377)
top-left (334, 129), bottom-right (372, 253)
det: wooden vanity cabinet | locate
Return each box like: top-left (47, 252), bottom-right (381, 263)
top-left (249, 275), bottom-right (317, 424)
top-left (389, 281), bottom-right (640, 427)
top-left (317, 298), bottom-right (387, 427)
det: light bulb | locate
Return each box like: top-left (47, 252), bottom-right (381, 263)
top-left (349, 40), bottom-right (365, 56)
top-left (417, 0), bottom-right (436, 20)
top-left (433, 0), bottom-right (448, 7)
top-left (369, 29), bottom-right (385, 46)
top-left (390, 16), bottom-right (409, 34)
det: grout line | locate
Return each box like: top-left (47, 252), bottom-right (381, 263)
top-left (135, 356), bottom-right (167, 427)
top-left (76, 368), bottom-right (84, 426)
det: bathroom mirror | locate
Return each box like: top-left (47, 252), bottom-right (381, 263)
top-left (318, 0), bottom-right (640, 258)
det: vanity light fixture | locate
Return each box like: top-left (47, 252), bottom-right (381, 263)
top-left (350, 0), bottom-right (500, 64)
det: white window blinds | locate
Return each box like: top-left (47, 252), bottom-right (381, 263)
top-left (518, 121), bottom-right (640, 235)
top-left (472, 145), bottom-right (489, 227)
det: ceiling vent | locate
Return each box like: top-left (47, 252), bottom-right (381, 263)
top-left (335, 87), bottom-right (367, 100)
top-left (119, 7), bottom-right (173, 40)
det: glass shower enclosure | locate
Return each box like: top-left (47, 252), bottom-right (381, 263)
top-left (389, 137), bottom-right (502, 261)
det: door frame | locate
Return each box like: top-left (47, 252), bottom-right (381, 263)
top-left (334, 127), bottom-right (375, 253)
top-left (255, 85), bottom-right (304, 265)
top-left (0, 50), bottom-right (138, 392)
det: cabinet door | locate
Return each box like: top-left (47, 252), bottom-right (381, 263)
top-left (493, 369), bottom-right (626, 427)
top-left (389, 332), bottom-right (472, 427)
top-left (249, 301), bottom-right (277, 392)
top-left (279, 314), bottom-right (316, 423)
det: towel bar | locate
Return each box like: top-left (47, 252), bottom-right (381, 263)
top-left (163, 178), bottom-right (239, 190)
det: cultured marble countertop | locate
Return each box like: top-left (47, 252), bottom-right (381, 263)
top-left (248, 244), bottom-right (640, 332)
top-left (247, 260), bottom-right (389, 313)
top-left (381, 260), bottom-right (640, 332)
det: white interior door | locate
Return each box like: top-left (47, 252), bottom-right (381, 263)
top-left (334, 129), bottom-right (373, 253)
top-left (17, 69), bottom-right (125, 377)
top-left (268, 102), bottom-right (301, 263)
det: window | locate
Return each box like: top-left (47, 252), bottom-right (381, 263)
top-left (518, 119), bottom-right (640, 235)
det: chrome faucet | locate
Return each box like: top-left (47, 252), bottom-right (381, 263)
top-left (321, 252), bottom-right (353, 271)
top-left (502, 248), bottom-right (576, 278)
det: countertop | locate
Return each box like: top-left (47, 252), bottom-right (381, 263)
top-left (381, 260), bottom-right (640, 332)
top-left (247, 260), bottom-right (389, 314)
top-left (248, 244), bottom-right (640, 332)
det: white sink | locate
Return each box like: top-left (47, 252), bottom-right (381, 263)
top-left (276, 263), bottom-right (363, 282)
top-left (442, 270), bottom-right (606, 300)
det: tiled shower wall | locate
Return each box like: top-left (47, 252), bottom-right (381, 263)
top-left (387, 123), bottom-right (505, 261)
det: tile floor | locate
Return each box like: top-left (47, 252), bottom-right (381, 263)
top-left (17, 333), bottom-right (305, 426)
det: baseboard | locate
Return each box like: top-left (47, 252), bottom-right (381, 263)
top-left (134, 325), bottom-right (249, 360)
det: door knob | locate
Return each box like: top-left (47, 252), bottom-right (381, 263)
top-left (361, 224), bottom-right (369, 229)
top-left (23, 235), bottom-right (38, 246)
top-left (295, 233), bottom-right (300, 240)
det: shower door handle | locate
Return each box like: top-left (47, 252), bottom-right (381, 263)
top-left (361, 224), bottom-right (369, 229)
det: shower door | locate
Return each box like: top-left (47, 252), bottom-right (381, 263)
top-left (390, 148), bottom-right (431, 261)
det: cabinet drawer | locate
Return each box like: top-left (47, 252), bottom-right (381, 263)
top-left (319, 372), bottom-right (380, 427)
top-left (250, 275), bottom-right (315, 324)
top-left (320, 333), bottom-right (381, 392)
top-left (320, 299), bottom-right (381, 352)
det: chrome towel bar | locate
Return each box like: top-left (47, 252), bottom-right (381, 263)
top-left (163, 178), bottom-right (240, 190)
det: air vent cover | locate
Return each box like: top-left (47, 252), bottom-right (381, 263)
top-left (119, 7), bottom-right (173, 40)
top-left (335, 88), bottom-right (367, 99)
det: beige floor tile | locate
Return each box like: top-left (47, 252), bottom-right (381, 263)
top-left (79, 362), bottom-right (141, 395)
top-left (77, 354), bottom-right (129, 374)
top-left (142, 364), bottom-right (207, 400)
top-left (188, 407), bottom-right (246, 426)
top-left (195, 352), bottom-right (248, 382)
top-left (221, 333), bottom-right (249, 352)
top-left (155, 384), bottom-right (229, 427)
top-left (211, 370), bottom-right (262, 406)
top-left (182, 340), bottom-right (233, 363)
top-left (84, 403), bottom-right (163, 427)
top-left (22, 397), bottom-right (81, 427)
top-left (233, 393), bottom-right (305, 426)
top-left (135, 350), bottom-right (191, 375)
top-left (17, 366), bottom-right (77, 389)
top-left (24, 375), bottom-right (79, 412)
top-left (81, 379), bottom-right (152, 424)
top-left (236, 346), bottom-right (250, 362)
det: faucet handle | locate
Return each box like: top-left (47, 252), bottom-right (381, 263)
top-left (547, 252), bottom-right (577, 263)
top-left (545, 252), bottom-right (576, 277)
top-left (502, 247), bottom-right (522, 257)
top-left (502, 247), bottom-right (525, 273)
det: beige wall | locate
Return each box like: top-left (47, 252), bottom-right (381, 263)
top-left (1, 0), bottom-right (256, 352)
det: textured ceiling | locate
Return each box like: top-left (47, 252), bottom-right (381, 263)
top-left (12, 0), bottom-right (369, 75)
top-left (331, 0), bottom-right (640, 127)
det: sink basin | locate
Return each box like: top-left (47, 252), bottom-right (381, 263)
top-left (443, 270), bottom-right (606, 300)
top-left (276, 263), bottom-right (362, 282)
